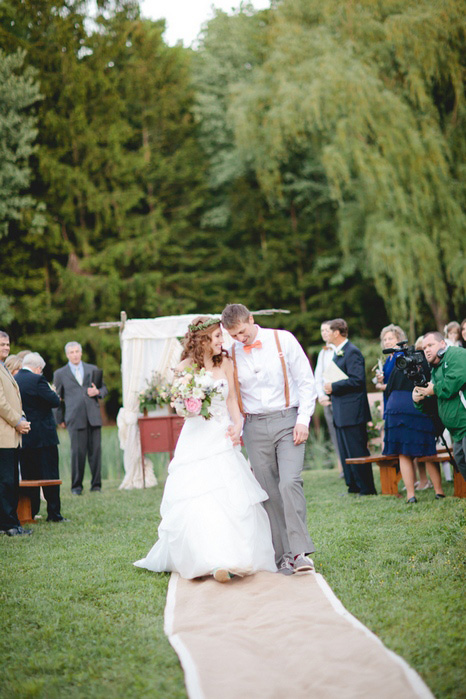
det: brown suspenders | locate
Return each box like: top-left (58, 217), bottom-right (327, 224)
top-left (231, 343), bottom-right (245, 416)
top-left (273, 329), bottom-right (290, 408)
top-left (231, 330), bottom-right (290, 416)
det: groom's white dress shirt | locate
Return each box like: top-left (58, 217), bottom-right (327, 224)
top-left (232, 326), bottom-right (316, 427)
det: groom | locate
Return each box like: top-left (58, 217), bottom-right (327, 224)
top-left (221, 304), bottom-right (317, 575)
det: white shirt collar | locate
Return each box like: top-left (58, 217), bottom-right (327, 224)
top-left (330, 338), bottom-right (348, 352)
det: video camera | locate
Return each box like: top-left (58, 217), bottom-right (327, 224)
top-left (382, 340), bottom-right (430, 387)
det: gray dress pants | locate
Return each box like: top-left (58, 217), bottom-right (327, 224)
top-left (242, 407), bottom-right (314, 565)
top-left (68, 424), bottom-right (102, 492)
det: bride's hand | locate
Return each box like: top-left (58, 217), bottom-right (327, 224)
top-left (226, 423), bottom-right (242, 446)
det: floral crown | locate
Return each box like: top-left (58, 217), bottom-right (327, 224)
top-left (188, 317), bottom-right (220, 333)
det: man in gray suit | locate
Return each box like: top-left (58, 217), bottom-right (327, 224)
top-left (53, 342), bottom-right (108, 494)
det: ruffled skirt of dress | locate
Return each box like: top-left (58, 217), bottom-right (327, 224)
top-left (134, 414), bottom-right (276, 579)
top-left (383, 390), bottom-right (436, 457)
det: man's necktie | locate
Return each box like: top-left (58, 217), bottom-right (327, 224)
top-left (74, 367), bottom-right (83, 385)
top-left (243, 340), bottom-right (262, 353)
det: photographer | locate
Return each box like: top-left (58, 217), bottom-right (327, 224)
top-left (382, 333), bottom-right (443, 503)
top-left (413, 332), bottom-right (466, 482)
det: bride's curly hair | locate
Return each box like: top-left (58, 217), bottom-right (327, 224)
top-left (181, 316), bottom-right (228, 369)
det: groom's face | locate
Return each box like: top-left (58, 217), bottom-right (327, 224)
top-left (227, 316), bottom-right (257, 345)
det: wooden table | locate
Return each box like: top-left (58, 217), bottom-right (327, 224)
top-left (138, 415), bottom-right (185, 485)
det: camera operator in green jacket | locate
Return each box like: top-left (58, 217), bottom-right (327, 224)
top-left (413, 331), bottom-right (466, 482)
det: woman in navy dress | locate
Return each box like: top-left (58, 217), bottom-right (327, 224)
top-left (382, 331), bottom-right (444, 503)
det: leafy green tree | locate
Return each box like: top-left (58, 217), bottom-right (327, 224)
top-left (229, 0), bottom-right (466, 333)
top-left (194, 5), bottom-right (385, 342)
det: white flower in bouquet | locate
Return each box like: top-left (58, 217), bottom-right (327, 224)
top-left (192, 386), bottom-right (206, 399)
top-left (196, 372), bottom-right (215, 390)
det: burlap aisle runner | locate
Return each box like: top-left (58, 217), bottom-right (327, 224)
top-left (164, 571), bottom-right (433, 699)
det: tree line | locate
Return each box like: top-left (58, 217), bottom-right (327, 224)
top-left (0, 0), bottom-right (464, 416)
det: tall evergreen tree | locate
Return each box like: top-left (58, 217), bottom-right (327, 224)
top-left (0, 47), bottom-right (42, 325)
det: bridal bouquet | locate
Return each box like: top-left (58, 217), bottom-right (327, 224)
top-left (170, 367), bottom-right (223, 420)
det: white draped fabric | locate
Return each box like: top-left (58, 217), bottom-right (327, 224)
top-left (118, 314), bottom-right (230, 490)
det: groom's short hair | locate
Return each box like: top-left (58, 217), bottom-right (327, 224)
top-left (221, 304), bottom-right (251, 328)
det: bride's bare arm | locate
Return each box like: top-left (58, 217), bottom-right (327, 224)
top-left (224, 358), bottom-right (243, 444)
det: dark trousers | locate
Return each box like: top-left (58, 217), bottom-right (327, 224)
top-left (0, 447), bottom-right (21, 531)
top-left (69, 425), bottom-right (101, 491)
top-left (19, 445), bottom-right (61, 520)
top-left (335, 423), bottom-right (377, 495)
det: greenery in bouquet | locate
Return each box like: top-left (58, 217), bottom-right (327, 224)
top-left (139, 371), bottom-right (171, 412)
top-left (170, 366), bottom-right (223, 420)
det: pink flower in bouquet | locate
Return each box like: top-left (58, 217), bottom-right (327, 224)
top-left (184, 397), bottom-right (202, 414)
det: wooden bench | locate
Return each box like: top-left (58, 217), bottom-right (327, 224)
top-left (417, 454), bottom-right (466, 498)
top-left (17, 479), bottom-right (62, 524)
top-left (345, 455), bottom-right (401, 496)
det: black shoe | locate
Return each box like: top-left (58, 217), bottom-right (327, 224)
top-left (47, 516), bottom-right (70, 522)
top-left (6, 526), bottom-right (33, 536)
top-left (90, 487), bottom-right (101, 492)
top-left (71, 488), bottom-right (82, 495)
top-left (407, 496), bottom-right (417, 504)
top-left (435, 493), bottom-right (446, 499)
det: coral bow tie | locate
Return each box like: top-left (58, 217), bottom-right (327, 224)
top-left (243, 340), bottom-right (262, 353)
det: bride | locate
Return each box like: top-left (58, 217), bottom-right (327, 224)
top-left (134, 316), bottom-right (276, 582)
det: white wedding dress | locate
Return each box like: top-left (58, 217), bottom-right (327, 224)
top-left (134, 376), bottom-right (276, 579)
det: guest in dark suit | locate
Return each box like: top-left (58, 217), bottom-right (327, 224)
top-left (15, 352), bottom-right (68, 522)
top-left (0, 331), bottom-right (32, 536)
top-left (53, 341), bottom-right (108, 495)
top-left (324, 318), bottom-right (377, 495)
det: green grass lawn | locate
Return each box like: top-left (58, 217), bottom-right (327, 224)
top-left (1, 438), bottom-right (465, 698)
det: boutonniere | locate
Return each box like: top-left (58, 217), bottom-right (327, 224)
top-left (336, 350), bottom-right (345, 357)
